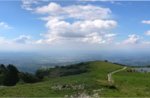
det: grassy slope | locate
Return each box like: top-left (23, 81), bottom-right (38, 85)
top-left (113, 69), bottom-right (150, 97)
top-left (0, 61), bottom-right (149, 97)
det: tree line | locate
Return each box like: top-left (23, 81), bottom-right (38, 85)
top-left (0, 62), bottom-right (89, 86)
top-left (0, 64), bottom-right (42, 86)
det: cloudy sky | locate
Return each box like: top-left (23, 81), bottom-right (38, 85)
top-left (0, 0), bottom-right (150, 52)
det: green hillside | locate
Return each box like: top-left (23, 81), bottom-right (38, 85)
top-left (0, 61), bottom-right (150, 97)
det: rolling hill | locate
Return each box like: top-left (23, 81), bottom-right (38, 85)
top-left (0, 61), bottom-right (150, 97)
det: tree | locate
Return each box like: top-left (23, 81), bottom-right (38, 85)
top-left (0, 64), bottom-right (7, 85)
top-left (104, 60), bottom-right (108, 62)
top-left (0, 64), bottom-right (6, 72)
top-left (3, 64), bottom-right (19, 86)
top-left (19, 72), bottom-right (39, 83)
top-left (35, 69), bottom-right (50, 80)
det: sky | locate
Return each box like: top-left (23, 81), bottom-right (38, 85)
top-left (0, 0), bottom-right (150, 52)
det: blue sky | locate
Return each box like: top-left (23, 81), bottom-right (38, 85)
top-left (0, 0), bottom-right (150, 52)
top-left (0, 1), bottom-right (45, 39)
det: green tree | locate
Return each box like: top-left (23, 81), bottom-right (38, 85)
top-left (0, 64), bottom-right (7, 85)
top-left (20, 72), bottom-right (39, 83)
top-left (3, 64), bottom-right (19, 86)
top-left (35, 69), bottom-right (50, 80)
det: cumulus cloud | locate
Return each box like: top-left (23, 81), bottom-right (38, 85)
top-left (0, 35), bottom-right (42, 51)
top-left (36, 2), bottom-right (63, 15)
top-left (65, 5), bottom-right (111, 20)
top-left (39, 18), bottom-right (117, 43)
top-left (145, 30), bottom-right (150, 36)
top-left (142, 20), bottom-right (150, 36)
top-left (35, 2), bottom-right (111, 20)
top-left (82, 33), bottom-right (104, 44)
top-left (0, 37), bottom-right (8, 44)
top-left (21, 0), bottom-right (40, 10)
top-left (142, 20), bottom-right (150, 24)
top-left (123, 34), bottom-right (141, 44)
top-left (0, 35), bottom-right (32, 45)
top-left (79, 0), bottom-right (115, 1)
top-left (32, 2), bottom-right (117, 44)
top-left (20, 0), bottom-right (119, 45)
top-left (17, 1), bottom-right (150, 51)
top-left (45, 18), bottom-right (117, 36)
top-left (82, 32), bottom-right (116, 44)
top-left (0, 35), bottom-right (43, 51)
top-left (20, 1), bottom-right (150, 51)
top-left (0, 22), bottom-right (12, 29)
top-left (78, 0), bottom-right (99, 1)
top-left (13, 35), bottom-right (31, 44)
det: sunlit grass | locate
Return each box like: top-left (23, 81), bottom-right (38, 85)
top-left (0, 61), bottom-right (150, 97)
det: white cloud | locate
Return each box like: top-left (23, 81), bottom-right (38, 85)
top-left (13, 35), bottom-right (31, 44)
top-left (0, 22), bottom-right (12, 29)
top-left (82, 32), bottom-right (116, 44)
top-left (35, 2), bottom-right (111, 20)
top-left (21, 0), bottom-right (46, 11)
top-left (78, 0), bottom-right (113, 1)
top-left (45, 18), bottom-right (117, 36)
top-left (78, 0), bottom-right (98, 1)
top-left (0, 37), bottom-right (8, 44)
top-left (78, 0), bottom-right (122, 5)
top-left (82, 33), bottom-right (104, 44)
top-left (142, 20), bottom-right (150, 38)
top-left (65, 5), bottom-right (111, 20)
top-left (123, 34), bottom-right (141, 44)
top-left (36, 2), bottom-right (63, 15)
top-left (0, 35), bottom-right (32, 45)
top-left (21, 0), bottom-right (37, 10)
top-left (33, 2), bottom-right (117, 44)
top-left (142, 20), bottom-right (150, 24)
top-left (13, 1), bottom-right (150, 51)
top-left (40, 18), bottom-right (117, 44)
top-left (21, 1), bottom-right (118, 45)
top-left (145, 30), bottom-right (150, 36)
top-left (0, 35), bottom-right (43, 51)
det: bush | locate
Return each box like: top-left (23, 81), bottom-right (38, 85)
top-left (108, 84), bottom-right (118, 89)
top-left (35, 69), bottom-right (50, 80)
top-left (104, 60), bottom-right (108, 62)
top-left (36, 62), bottom-right (89, 78)
top-left (19, 72), bottom-right (39, 83)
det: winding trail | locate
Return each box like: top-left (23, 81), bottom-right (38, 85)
top-left (107, 67), bottom-right (127, 84)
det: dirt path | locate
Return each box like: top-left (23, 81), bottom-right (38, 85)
top-left (107, 67), bottom-right (127, 84)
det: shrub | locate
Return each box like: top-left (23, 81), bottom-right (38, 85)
top-left (35, 69), bottom-right (50, 80)
top-left (19, 72), bottom-right (39, 83)
top-left (104, 60), bottom-right (108, 62)
top-left (36, 62), bottom-right (89, 78)
top-left (108, 84), bottom-right (118, 89)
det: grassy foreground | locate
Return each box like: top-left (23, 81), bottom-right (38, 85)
top-left (0, 61), bottom-right (150, 97)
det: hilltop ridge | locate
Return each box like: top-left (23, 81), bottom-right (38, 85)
top-left (0, 61), bottom-right (150, 97)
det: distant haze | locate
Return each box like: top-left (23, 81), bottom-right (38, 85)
top-left (0, 51), bottom-right (150, 72)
